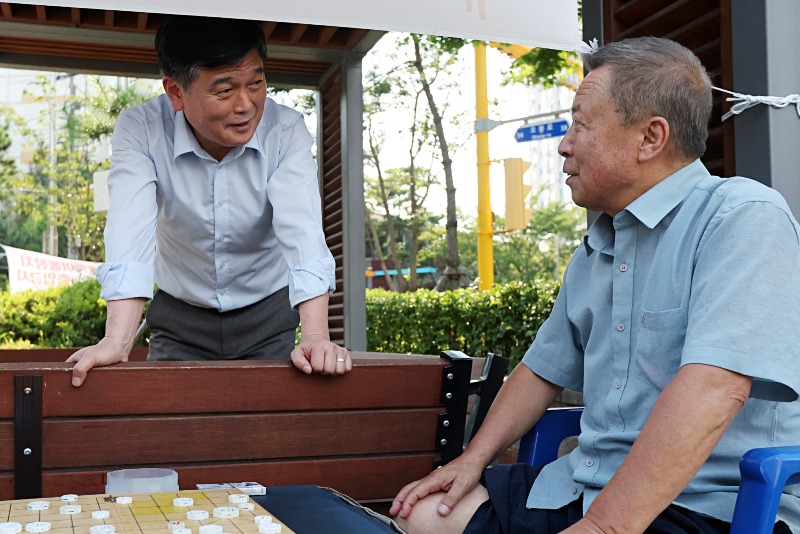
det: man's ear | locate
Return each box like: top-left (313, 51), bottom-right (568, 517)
top-left (162, 77), bottom-right (185, 112)
top-left (638, 116), bottom-right (670, 163)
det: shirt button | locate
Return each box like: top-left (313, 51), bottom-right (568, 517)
top-left (614, 380), bottom-right (622, 389)
top-left (217, 235), bottom-right (224, 242)
top-left (616, 323), bottom-right (625, 332)
top-left (619, 263), bottom-right (628, 272)
top-left (219, 262), bottom-right (226, 269)
top-left (218, 200), bottom-right (224, 207)
top-left (585, 459), bottom-right (593, 467)
top-left (571, 487), bottom-right (578, 495)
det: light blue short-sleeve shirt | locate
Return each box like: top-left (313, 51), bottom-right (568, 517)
top-left (97, 94), bottom-right (335, 311)
top-left (522, 160), bottom-right (800, 528)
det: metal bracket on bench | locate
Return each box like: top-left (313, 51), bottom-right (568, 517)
top-left (465, 353), bottom-right (509, 446)
top-left (15, 375), bottom-right (43, 499)
top-left (434, 350), bottom-right (472, 468)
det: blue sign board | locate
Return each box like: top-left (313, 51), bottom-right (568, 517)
top-left (515, 119), bottom-right (570, 142)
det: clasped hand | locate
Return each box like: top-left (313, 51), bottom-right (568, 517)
top-left (291, 337), bottom-right (352, 375)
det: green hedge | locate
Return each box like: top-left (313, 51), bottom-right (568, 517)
top-left (0, 279), bottom-right (106, 347)
top-left (1, 279), bottom-right (560, 368)
top-left (366, 280), bottom-right (559, 368)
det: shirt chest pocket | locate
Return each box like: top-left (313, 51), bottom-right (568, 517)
top-left (634, 307), bottom-right (688, 391)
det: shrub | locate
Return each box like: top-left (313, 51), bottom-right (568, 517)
top-left (0, 279), bottom-right (106, 347)
top-left (0, 279), bottom-right (560, 366)
top-left (366, 280), bottom-right (559, 368)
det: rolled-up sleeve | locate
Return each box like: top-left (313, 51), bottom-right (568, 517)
top-left (267, 116), bottom-right (336, 309)
top-left (98, 109), bottom-right (158, 302)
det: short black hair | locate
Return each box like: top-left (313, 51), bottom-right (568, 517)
top-left (155, 16), bottom-right (268, 89)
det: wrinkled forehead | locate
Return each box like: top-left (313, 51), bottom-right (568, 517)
top-left (573, 66), bottom-right (613, 113)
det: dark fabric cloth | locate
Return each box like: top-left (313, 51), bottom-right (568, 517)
top-left (464, 464), bottom-right (582, 534)
top-left (465, 463), bottom-right (792, 534)
top-left (146, 286), bottom-right (299, 361)
top-left (252, 485), bottom-right (401, 533)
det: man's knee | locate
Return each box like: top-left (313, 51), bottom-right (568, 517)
top-left (395, 486), bottom-right (489, 534)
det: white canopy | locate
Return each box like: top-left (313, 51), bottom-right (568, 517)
top-left (17, 0), bottom-right (579, 51)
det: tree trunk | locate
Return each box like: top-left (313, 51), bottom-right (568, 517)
top-left (412, 34), bottom-right (461, 290)
top-left (367, 120), bottom-right (407, 293)
top-left (365, 209), bottom-right (395, 291)
top-left (407, 94), bottom-right (421, 291)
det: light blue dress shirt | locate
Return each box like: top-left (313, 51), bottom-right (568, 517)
top-left (97, 94), bottom-right (335, 312)
top-left (523, 160), bottom-right (800, 527)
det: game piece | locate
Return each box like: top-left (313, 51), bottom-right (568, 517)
top-left (113, 497), bottom-right (132, 504)
top-left (197, 483), bottom-right (266, 496)
top-left (89, 525), bottom-right (115, 534)
top-left (212, 507), bottom-right (239, 519)
top-left (230, 483), bottom-right (266, 496)
top-left (25, 503), bottom-right (48, 512)
top-left (167, 521), bottom-right (185, 530)
top-left (173, 498), bottom-right (194, 507)
top-left (238, 503), bottom-right (254, 511)
top-left (91, 511), bottom-right (110, 519)
top-left (186, 510), bottom-right (209, 521)
top-left (198, 526), bottom-right (223, 534)
top-left (173, 529), bottom-right (191, 534)
top-left (227, 494), bottom-right (248, 504)
top-left (58, 505), bottom-right (81, 515)
top-left (0, 522), bottom-right (21, 534)
top-left (254, 516), bottom-right (272, 524)
top-left (60, 495), bottom-right (78, 502)
top-left (24, 523), bottom-right (49, 533)
top-left (258, 524), bottom-right (281, 534)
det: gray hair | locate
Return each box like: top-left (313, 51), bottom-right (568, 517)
top-left (584, 37), bottom-right (712, 160)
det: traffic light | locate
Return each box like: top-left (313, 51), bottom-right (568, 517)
top-left (503, 158), bottom-right (532, 231)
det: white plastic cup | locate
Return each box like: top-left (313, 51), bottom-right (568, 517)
top-left (106, 468), bottom-right (178, 494)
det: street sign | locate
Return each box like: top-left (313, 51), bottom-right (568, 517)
top-left (515, 119), bottom-right (570, 142)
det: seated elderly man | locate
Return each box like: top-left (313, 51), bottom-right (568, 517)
top-left (391, 37), bottom-right (800, 534)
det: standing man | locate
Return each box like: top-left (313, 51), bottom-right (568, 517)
top-left (391, 37), bottom-right (800, 533)
top-left (69, 16), bottom-right (351, 386)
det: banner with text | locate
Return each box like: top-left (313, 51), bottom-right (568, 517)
top-left (1, 245), bottom-right (100, 294)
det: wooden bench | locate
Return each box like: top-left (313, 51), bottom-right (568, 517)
top-left (0, 350), bottom-right (497, 511)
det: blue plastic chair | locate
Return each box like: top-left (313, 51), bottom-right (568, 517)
top-left (517, 407), bottom-right (800, 534)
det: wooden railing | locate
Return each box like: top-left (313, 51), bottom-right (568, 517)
top-left (0, 351), bottom-right (479, 506)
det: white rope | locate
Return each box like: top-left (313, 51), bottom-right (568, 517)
top-left (713, 86), bottom-right (800, 121)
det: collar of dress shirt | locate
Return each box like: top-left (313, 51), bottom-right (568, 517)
top-left (625, 159), bottom-right (709, 229)
top-left (582, 159), bottom-right (709, 256)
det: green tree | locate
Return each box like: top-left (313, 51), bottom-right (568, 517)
top-left (364, 41), bottom-right (465, 292)
top-left (492, 194), bottom-right (585, 283)
top-left (411, 36), bottom-right (578, 290)
top-left (417, 209), bottom-right (477, 286)
top-left (0, 109), bottom-right (26, 289)
top-left (419, 195), bottom-right (585, 285)
top-left (366, 34), bottom-right (575, 291)
top-left (0, 108), bottom-right (30, 248)
top-left (7, 76), bottom-right (157, 261)
top-left (503, 48), bottom-right (583, 90)
top-left (409, 34), bottom-right (468, 290)
top-left (0, 110), bottom-right (18, 188)
top-left (364, 69), bottom-right (408, 292)
top-left (501, 0), bottom-right (582, 89)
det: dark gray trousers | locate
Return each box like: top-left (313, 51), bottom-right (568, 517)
top-left (146, 287), bottom-right (299, 361)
